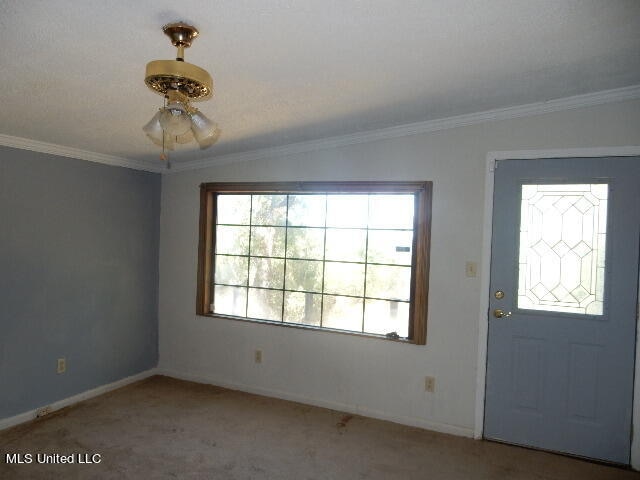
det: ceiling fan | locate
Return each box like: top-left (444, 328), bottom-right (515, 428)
top-left (143, 22), bottom-right (220, 163)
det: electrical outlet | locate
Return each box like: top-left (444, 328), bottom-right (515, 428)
top-left (465, 261), bottom-right (477, 278)
top-left (254, 349), bottom-right (263, 364)
top-left (57, 358), bottom-right (66, 374)
top-left (425, 376), bottom-right (435, 393)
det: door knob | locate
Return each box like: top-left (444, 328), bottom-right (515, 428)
top-left (493, 309), bottom-right (512, 318)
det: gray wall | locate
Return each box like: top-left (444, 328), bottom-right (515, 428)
top-left (0, 147), bottom-right (160, 418)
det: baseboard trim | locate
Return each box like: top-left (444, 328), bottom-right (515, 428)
top-left (0, 368), bottom-right (158, 431)
top-left (157, 367), bottom-right (474, 438)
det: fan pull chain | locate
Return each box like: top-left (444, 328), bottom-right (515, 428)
top-left (159, 96), bottom-right (171, 169)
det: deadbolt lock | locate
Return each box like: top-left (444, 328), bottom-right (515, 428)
top-left (494, 290), bottom-right (505, 299)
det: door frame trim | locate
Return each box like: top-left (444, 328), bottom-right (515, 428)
top-left (475, 146), bottom-right (640, 466)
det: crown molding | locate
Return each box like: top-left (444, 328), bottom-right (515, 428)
top-left (0, 134), bottom-right (164, 173)
top-left (1, 84), bottom-right (638, 175)
top-left (170, 84), bottom-right (640, 173)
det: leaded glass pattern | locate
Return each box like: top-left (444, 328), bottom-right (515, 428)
top-left (518, 184), bottom-right (608, 315)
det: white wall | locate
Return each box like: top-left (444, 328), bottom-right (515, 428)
top-left (158, 99), bottom-right (640, 439)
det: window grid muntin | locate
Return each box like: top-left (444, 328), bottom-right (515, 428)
top-left (217, 223), bottom-right (413, 231)
top-left (319, 194), bottom-right (328, 327)
top-left (279, 195), bottom-right (291, 322)
top-left (243, 195), bottom-right (253, 317)
top-left (213, 282), bottom-right (411, 304)
top-left (214, 253), bottom-right (411, 268)
top-left (213, 192), bottom-right (414, 335)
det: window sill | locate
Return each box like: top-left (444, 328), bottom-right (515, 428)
top-left (196, 312), bottom-right (418, 345)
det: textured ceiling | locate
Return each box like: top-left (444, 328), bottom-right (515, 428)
top-left (0, 0), bottom-right (639, 167)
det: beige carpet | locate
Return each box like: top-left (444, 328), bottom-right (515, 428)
top-left (0, 376), bottom-right (637, 479)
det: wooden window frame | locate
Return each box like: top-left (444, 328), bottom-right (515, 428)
top-left (196, 181), bottom-right (432, 345)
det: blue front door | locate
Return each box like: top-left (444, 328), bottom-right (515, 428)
top-left (484, 157), bottom-right (640, 464)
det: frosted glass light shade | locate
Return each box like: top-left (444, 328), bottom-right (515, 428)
top-left (190, 110), bottom-right (221, 149)
top-left (144, 103), bottom-right (220, 151)
top-left (142, 111), bottom-right (175, 150)
top-left (175, 129), bottom-right (194, 144)
top-left (163, 134), bottom-right (175, 151)
top-left (142, 111), bottom-right (164, 146)
top-left (159, 102), bottom-right (192, 135)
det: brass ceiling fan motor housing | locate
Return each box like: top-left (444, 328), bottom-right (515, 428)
top-left (144, 22), bottom-right (213, 102)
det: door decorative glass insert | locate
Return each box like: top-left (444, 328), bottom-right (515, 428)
top-left (518, 184), bottom-right (608, 315)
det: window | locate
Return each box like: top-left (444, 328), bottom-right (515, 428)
top-left (196, 182), bottom-right (432, 344)
top-left (518, 183), bottom-right (608, 315)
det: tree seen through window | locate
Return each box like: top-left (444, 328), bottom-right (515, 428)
top-left (213, 193), bottom-right (414, 337)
